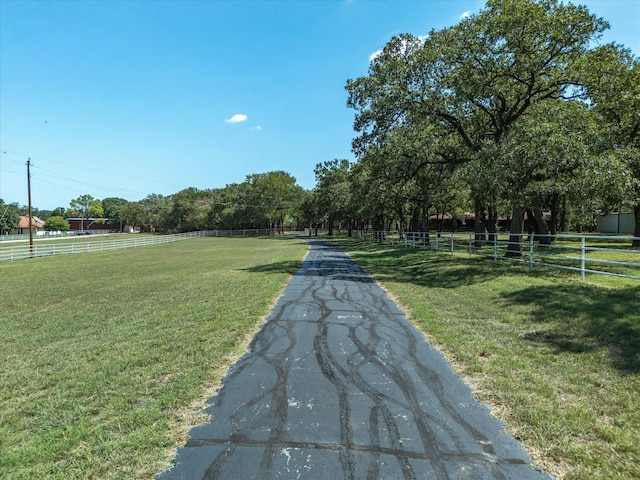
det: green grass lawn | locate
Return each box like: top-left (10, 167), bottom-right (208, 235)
top-left (332, 236), bottom-right (639, 480)
top-left (0, 237), bottom-right (309, 479)
top-left (2, 234), bottom-right (638, 479)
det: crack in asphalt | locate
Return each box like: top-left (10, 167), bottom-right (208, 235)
top-left (184, 437), bottom-right (528, 465)
top-left (159, 239), bottom-right (554, 480)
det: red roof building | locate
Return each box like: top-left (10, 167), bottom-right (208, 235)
top-left (17, 215), bottom-right (45, 233)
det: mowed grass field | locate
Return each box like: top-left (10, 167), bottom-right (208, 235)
top-left (2, 234), bottom-right (639, 479)
top-left (332, 236), bottom-right (640, 480)
top-left (0, 237), bottom-right (309, 479)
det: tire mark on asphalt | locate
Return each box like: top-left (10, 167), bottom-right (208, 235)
top-left (200, 280), bottom-right (312, 476)
top-left (256, 315), bottom-right (296, 474)
top-left (366, 406), bottom-right (381, 480)
top-left (358, 284), bottom-right (507, 479)
top-left (307, 243), bottom-right (504, 479)
top-left (202, 445), bottom-right (236, 479)
top-left (187, 436), bottom-right (529, 465)
top-left (341, 251), bottom-right (508, 478)
top-left (309, 248), bottom-right (419, 479)
top-left (312, 274), bottom-right (356, 480)
top-left (160, 239), bottom-right (553, 480)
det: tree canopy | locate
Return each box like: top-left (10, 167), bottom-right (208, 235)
top-left (331, 0), bottom-right (638, 247)
top-left (0, 199), bottom-right (21, 234)
top-left (44, 216), bottom-right (70, 232)
top-left (16, 2), bottom-right (638, 244)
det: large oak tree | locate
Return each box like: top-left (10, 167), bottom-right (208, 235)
top-left (346, 0), bottom-right (609, 254)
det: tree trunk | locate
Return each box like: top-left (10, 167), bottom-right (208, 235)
top-left (474, 198), bottom-right (487, 247)
top-left (525, 208), bottom-right (535, 239)
top-left (487, 205), bottom-right (498, 244)
top-left (559, 195), bottom-right (567, 232)
top-left (549, 192), bottom-right (559, 237)
top-left (633, 204), bottom-right (640, 248)
top-left (505, 205), bottom-right (525, 257)
top-left (386, 218), bottom-right (393, 232)
top-left (422, 204), bottom-right (430, 246)
top-left (409, 205), bottom-right (420, 232)
top-left (373, 216), bottom-right (383, 239)
top-left (532, 196), bottom-right (551, 245)
top-left (434, 210), bottom-right (442, 232)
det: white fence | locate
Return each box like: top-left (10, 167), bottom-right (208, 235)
top-left (0, 229), bottom-right (273, 262)
top-left (368, 231), bottom-right (640, 282)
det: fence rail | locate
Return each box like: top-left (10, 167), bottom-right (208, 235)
top-left (0, 229), bottom-right (273, 262)
top-left (367, 231), bottom-right (640, 282)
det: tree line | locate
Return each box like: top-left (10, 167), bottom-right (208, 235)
top-left (2, 0), bottom-right (638, 250)
top-left (333, 0), bottom-right (639, 251)
top-left (0, 171), bottom-right (309, 234)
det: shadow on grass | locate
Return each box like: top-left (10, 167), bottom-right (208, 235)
top-left (241, 260), bottom-right (303, 276)
top-left (241, 241), bottom-right (375, 283)
top-left (240, 238), bottom-right (513, 287)
top-left (343, 244), bottom-right (510, 288)
top-left (244, 238), bottom-right (640, 373)
top-left (335, 240), bottom-right (640, 373)
top-left (242, 238), bottom-right (517, 287)
top-left (502, 284), bottom-right (640, 373)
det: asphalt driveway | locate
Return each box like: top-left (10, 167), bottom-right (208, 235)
top-left (159, 239), bottom-right (553, 480)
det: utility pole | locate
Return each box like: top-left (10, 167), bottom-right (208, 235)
top-left (27, 158), bottom-right (34, 257)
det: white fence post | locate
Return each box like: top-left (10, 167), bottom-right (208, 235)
top-left (581, 236), bottom-right (586, 281)
top-left (529, 235), bottom-right (534, 271)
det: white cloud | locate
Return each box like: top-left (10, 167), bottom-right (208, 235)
top-left (251, 125), bottom-right (263, 131)
top-left (369, 49), bottom-right (383, 62)
top-left (460, 10), bottom-right (471, 19)
top-left (225, 113), bottom-right (247, 123)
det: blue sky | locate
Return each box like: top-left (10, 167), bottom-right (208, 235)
top-left (1, 0), bottom-right (638, 210)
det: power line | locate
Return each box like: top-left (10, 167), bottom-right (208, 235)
top-left (31, 164), bottom-right (154, 197)
top-left (1, 148), bottom-right (310, 210)
top-left (32, 176), bottom-right (149, 202)
top-left (1, 148), bottom-right (195, 206)
top-left (0, 147), bottom-right (189, 190)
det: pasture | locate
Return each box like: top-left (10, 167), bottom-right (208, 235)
top-left (1, 234), bottom-right (638, 479)
top-left (0, 237), bottom-right (309, 478)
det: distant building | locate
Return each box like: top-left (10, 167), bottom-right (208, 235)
top-left (15, 215), bottom-right (45, 234)
top-left (596, 213), bottom-right (635, 234)
top-left (65, 218), bottom-right (115, 233)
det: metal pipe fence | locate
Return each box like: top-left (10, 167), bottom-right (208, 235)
top-left (0, 229), bottom-right (273, 262)
top-left (367, 231), bottom-right (640, 282)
